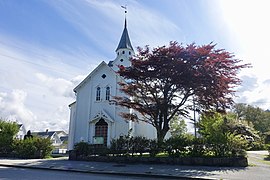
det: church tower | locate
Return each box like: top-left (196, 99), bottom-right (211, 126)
top-left (109, 17), bottom-right (135, 71)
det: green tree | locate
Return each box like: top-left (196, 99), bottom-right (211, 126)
top-left (0, 120), bottom-right (19, 156)
top-left (116, 42), bottom-right (249, 144)
top-left (199, 112), bottom-right (247, 157)
top-left (169, 116), bottom-right (187, 137)
top-left (233, 103), bottom-right (270, 133)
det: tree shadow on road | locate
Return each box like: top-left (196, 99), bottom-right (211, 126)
top-left (263, 155), bottom-right (270, 161)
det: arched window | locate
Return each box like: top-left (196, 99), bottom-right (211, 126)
top-left (95, 118), bottom-right (108, 146)
top-left (96, 87), bottom-right (101, 101)
top-left (105, 86), bottom-right (110, 101)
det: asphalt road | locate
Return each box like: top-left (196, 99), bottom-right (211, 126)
top-left (0, 166), bottom-right (179, 180)
top-left (0, 151), bottom-right (269, 180)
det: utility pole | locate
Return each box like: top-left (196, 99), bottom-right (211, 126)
top-left (193, 97), bottom-right (197, 138)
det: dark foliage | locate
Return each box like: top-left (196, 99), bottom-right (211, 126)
top-left (115, 42), bottom-right (250, 143)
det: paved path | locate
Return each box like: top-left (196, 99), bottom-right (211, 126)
top-left (0, 151), bottom-right (269, 180)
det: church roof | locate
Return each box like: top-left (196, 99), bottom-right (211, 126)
top-left (116, 18), bottom-right (133, 51)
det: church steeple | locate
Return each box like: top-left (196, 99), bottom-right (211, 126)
top-left (109, 8), bottom-right (134, 71)
top-left (115, 17), bottom-right (134, 52)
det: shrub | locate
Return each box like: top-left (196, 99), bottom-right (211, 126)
top-left (226, 133), bottom-right (247, 157)
top-left (13, 138), bottom-right (37, 158)
top-left (149, 140), bottom-right (159, 157)
top-left (110, 136), bottom-right (129, 156)
top-left (74, 142), bottom-right (110, 157)
top-left (0, 120), bottom-right (19, 156)
top-left (188, 137), bottom-right (205, 157)
top-left (129, 136), bottom-right (149, 156)
top-left (249, 140), bottom-right (266, 150)
top-left (74, 142), bottom-right (90, 156)
top-left (165, 135), bottom-right (193, 157)
top-left (34, 137), bottom-right (53, 158)
top-left (13, 137), bottom-right (53, 159)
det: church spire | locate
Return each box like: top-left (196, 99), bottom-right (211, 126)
top-left (115, 7), bottom-right (133, 52)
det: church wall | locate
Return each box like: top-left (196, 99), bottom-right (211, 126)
top-left (73, 79), bottom-right (92, 144)
top-left (68, 102), bottom-right (76, 150)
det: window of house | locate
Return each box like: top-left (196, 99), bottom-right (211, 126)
top-left (105, 86), bottom-right (110, 101)
top-left (122, 50), bottom-right (125, 54)
top-left (96, 87), bottom-right (101, 101)
top-left (129, 51), bottom-right (131, 55)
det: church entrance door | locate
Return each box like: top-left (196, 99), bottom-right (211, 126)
top-left (94, 118), bottom-right (108, 146)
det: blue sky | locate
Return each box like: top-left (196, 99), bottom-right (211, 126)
top-left (0, 0), bottom-right (269, 132)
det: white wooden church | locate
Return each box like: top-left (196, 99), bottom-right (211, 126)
top-left (68, 18), bottom-right (156, 150)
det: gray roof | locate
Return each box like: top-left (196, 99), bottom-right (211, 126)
top-left (32, 131), bottom-right (56, 139)
top-left (116, 18), bottom-right (133, 51)
top-left (60, 136), bottom-right (68, 142)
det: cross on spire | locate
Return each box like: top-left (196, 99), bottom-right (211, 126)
top-left (121, 5), bottom-right (127, 14)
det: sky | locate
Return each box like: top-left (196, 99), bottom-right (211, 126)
top-left (0, 0), bottom-right (270, 132)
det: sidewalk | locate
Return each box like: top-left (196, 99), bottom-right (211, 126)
top-left (0, 151), bottom-right (269, 180)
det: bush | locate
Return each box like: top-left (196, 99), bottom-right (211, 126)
top-left (13, 137), bottom-right (53, 159)
top-left (13, 138), bottom-right (37, 158)
top-left (226, 133), bottom-right (247, 157)
top-left (249, 140), bottom-right (266, 150)
top-left (34, 137), bottom-right (53, 158)
top-left (74, 142), bottom-right (110, 157)
top-left (0, 120), bottom-right (19, 156)
top-left (130, 136), bottom-right (149, 156)
top-left (188, 137), bottom-right (205, 157)
top-left (74, 142), bottom-right (90, 156)
top-left (165, 135), bottom-right (193, 157)
top-left (148, 139), bottom-right (162, 157)
top-left (110, 136), bottom-right (129, 156)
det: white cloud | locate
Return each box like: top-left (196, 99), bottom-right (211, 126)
top-left (36, 73), bottom-right (74, 98)
top-left (0, 90), bottom-right (36, 130)
top-left (237, 75), bottom-right (258, 92)
top-left (219, 0), bottom-right (270, 109)
top-left (0, 34), bottom-right (94, 132)
top-left (46, 0), bottom-right (183, 51)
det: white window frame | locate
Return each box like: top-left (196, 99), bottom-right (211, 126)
top-left (105, 86), bottom-right (110, 101)
top-left (96, 87), bottom-right (101, 101)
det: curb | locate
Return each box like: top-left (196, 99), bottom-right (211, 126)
top-left (0, 164), bottom-right (215, 180)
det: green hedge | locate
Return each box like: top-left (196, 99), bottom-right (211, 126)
top-left (13, 137), bottom-right (53, 159)
top-left (73, 134), bottom-right (247, 158)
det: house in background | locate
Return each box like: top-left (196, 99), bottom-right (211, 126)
top-left (68, 17), bottom-right (156, 150)
top-left (33, 130), bottom-right (68, 154)
top-left (15, 124), bottom-right (26, 140)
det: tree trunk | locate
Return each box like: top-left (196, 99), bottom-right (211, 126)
top-left (156, 128), bottom-right (168, 148)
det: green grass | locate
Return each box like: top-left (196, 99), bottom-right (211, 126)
top-left (155, 152), bottom-right (169, 157)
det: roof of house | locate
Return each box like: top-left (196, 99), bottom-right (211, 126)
top-left (60, 136), bottom-right (68, 142)
top-left (32, 131), bottom-right (56, 139)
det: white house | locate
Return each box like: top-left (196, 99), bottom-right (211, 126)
top-left (15, 124), bottom-right (26, 140)
top-left (68, 18), bottom-right (156, 150)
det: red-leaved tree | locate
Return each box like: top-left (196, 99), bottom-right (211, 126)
top-left (115, 41), bottom-right (250, 144)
